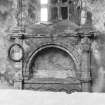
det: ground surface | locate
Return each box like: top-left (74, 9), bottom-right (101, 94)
top-left (0, 89), bottom-right (105, 105)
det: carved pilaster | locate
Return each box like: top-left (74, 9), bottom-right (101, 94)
top-left (80, 37), bottom-right (91, 92)
top-left (13, 70), bottom-right (23, 89)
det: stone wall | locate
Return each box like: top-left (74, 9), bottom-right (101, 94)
top-left (0, 0), bottom-right (18, 88)
top-left (0, 0), bottom-right (105, 92)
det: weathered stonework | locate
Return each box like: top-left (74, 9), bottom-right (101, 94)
top-left (0, 0), bottom-right (105, 92)
top-left (0, 0), bottom-right (18, 88)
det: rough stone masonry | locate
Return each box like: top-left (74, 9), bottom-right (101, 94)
top-left (0, 0), bottom-right (105, 92)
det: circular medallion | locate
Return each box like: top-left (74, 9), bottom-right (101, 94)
top-left (8, 43), bottom-right (24, 62)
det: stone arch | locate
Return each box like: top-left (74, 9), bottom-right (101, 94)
top-left (24, 44), bottom-right (80, 79)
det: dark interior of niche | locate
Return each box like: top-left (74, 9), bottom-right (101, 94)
top-left (51, 7), bottom-right (58, 20)
top-left (61, 7), bottom-right (68, 19)
top-left (69, 0), bottom-right (72, 4)
top-left (32, 47), bottom-right (70, 62)
top-left (86, 11), bottom-right (92, 25)
top-left (30, 47), bottom-right (70, 73)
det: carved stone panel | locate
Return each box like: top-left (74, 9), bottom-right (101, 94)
top-left (23, 44), bottom-right (82, 93)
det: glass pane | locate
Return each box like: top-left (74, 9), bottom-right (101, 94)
top-left (40, 8), bottom-right (48, 22)
top-left (40, 0), bottom-right (48, 4)
top-left (69, 0), bottom-right (81, 25)
top-left (50, 0), bottom-right (58, 4)
top-left (61, 7), bottom-right (68, 19)
top-left (51, 7), bottom-right (58, 20)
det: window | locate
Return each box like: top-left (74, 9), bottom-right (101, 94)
top-left (41, 0), bottom-right (48, 4)
top-left (50, 0), bottom-right (58, 4)
top-left (50, 7), bottom-right (58, 21)
top-left (50, 0), bottom-right (69, 21)
top-left (40, 0), bottom-right (81, 25)
top-left (40, 7), bottom-right (48, 22)
top-left (61, 7), bottom-right (68, 19)
top-left (40, 0), bottom-right (48, 22)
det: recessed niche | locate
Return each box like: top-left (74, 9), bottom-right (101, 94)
top-left (30, 47), bottom-right (76, 79)
top-left (61, 7), bottom-right (68, 19)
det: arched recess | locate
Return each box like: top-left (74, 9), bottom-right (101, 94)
top-left (24, 44), bottom-right (81, 80)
